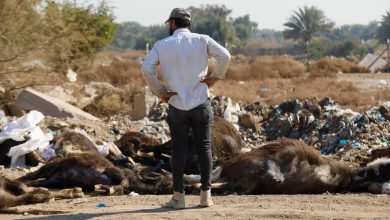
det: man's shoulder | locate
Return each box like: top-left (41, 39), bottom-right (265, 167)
top-left (188, 32), bottom-right (211, 40)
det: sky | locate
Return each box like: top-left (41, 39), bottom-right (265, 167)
top-left (82, 0), bottom-right (389, 30)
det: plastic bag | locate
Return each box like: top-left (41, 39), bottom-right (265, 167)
top-left (7, 126), bottom-right (53, 167)
top-left (73, 128), bottom-right (109, 156)
top-left (0, 110), bottom-right (44, 144)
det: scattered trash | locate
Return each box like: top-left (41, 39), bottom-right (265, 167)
top-left (382, 182), bottom-right (390, 194)
top-left (7, 126), bottom-right (53, 167)
top-left (260, 87), bottom-right (270, 93)
top-left (70, 198), bottom-right (87, 204)
top-left (339, 139), bottom-right (347, 146)
top-left (0, 110), bottom-right (6, 126)
top-left (352, 142), bottom-right (362, 149)
top-left (379, 79), bottom-right (388, 88)
top-left (0, 110), bottom-right (45, 144)
top-left (66, 68), bottom-right (78, 82)
top-left (320, 147), bottom-right (330, 155)
top-left (96, 203), bottom-right (111, 208)
top-left (128, 191), bottom-right (140, 196)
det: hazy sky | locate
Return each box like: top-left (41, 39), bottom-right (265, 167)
top-left (84, 0), bottom-right (389, 30)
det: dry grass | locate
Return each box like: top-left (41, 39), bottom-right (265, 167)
top-left (226, 55), bottom-right (305, 80)
top-left (77, 52), bottom-right (146, 116)
top-left (212, 77), bottom-right (390, 112)
top-left (308, 57), bottom-right (368, 78)
top-left (81, 58), bottom-right (145, 87)
top-left (83, 92), bottom-right (130, 117)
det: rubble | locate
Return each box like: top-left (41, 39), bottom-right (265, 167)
top-left (15, 88), bottom-right (99, 121)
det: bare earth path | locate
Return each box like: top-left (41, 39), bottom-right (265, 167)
top-left (2, 194), bottom-right (390, 220)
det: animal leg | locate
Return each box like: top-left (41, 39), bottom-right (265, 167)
top-left (50, 187), bottom-right (84, 199)
top-left (94, 168), bottom-right (128, 195)
top-left (23, 175), bottom-right (62, 189)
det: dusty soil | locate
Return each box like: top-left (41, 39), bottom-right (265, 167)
top-left (338, 73), bottom-right (390, 91)
top-left (1, 194), bottom-right (389, 220)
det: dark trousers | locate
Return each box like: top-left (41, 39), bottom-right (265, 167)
top-left (167, 99), bottom-right (213, 193)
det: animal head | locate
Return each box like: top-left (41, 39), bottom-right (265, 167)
top-left (351, 157), bottom-right (390, 193)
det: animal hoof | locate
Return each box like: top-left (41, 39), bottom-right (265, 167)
top-left (94, 185), bottom-right (114, 196)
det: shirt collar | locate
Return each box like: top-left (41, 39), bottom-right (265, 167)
top-left (173, 28), bottom-right (190, 35)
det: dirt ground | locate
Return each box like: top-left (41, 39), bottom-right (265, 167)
top-left (1, 194), bottom-right (389, 220)
top-left (338, 73), bottom-right (390, 91)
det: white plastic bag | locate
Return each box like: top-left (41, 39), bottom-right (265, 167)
top-left (73, 128), bottom-right (109, 156)
top-left (7, 126), bottom-right (53, 167)
top-left (66, 68), bottom-right (78, 82)
top-left (0, 110), bottom-right (44, 144)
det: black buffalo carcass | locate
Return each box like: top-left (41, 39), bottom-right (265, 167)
top-left (186, 138), bottom-right (390, 194)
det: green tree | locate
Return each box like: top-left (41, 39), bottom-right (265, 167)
top-left (283, 6), bottom-right (334, 42)
top-left (377, 10), bottom-right (390, 43)
top-left (232, 15), bottom-right (257, 47)
top-left (330, 22), bottom-right (378, 41)
top-left (110, 22), bottom-right (145, 50)
top-left (0, 0), bottom-right (44, 69)
top-left (45, 0), bottom-right (117, 71)
top-left (188, 5), bottom-right (238, 48)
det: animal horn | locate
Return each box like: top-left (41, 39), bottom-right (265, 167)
top-left (183, 166), bottom-right (223, 183)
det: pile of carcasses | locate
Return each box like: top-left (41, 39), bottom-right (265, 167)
top-left (2, 95), bottom-right (390, 168)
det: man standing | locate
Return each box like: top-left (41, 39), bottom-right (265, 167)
top-left (142, 8), bottom-right (230, 209)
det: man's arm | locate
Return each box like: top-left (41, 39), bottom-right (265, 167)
top-left (141, 42), bottom-right (169, 97)
top-left (206, 36), bottom-right (231, 79)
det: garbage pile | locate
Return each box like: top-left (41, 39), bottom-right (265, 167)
top-left (257, 97), bottom-right (390, 164)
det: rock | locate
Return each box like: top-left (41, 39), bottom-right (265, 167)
top-left (15, 88), bottom-right (99, 121)
top-left (45, 86), bottom-right (77, 104)
top-left (131, 87), bottom-right (159, 121)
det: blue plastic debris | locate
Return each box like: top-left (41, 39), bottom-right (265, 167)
top-left (339, 139), bottom-right (347, 145)
top-left (96, 203), bottom-right (111, 208)
top-left (352, 142), bottom-right (362, 149)
top-left (320, 147), bottom-right (330, 155)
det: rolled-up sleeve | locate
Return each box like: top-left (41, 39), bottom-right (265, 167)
top-left (141, 42), bottom-right (167, 96)
top-left (206, 36), bottom-right (231, 79)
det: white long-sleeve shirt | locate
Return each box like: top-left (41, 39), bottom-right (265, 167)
top-left (142, 28), bottom-right (231, 111)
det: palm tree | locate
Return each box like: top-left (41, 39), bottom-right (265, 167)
top-left (283, 6), bottom-right (334, 42)
top-left (377, 10), bottom-right (390, 43)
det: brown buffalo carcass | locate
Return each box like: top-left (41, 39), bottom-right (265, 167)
top-left (186, 138), bottom-right (390, 194)
top-left (0, 176), bottom-right (83, 209)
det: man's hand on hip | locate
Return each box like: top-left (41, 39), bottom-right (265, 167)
top-left (160, 91), bottom-right (178, 102)
top-left (201, 77), bottom-right (218, 88)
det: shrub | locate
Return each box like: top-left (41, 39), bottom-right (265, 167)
top-left (226, 55), bottom-right (305, 80)
top-left (308, 57), bottom-right (368, 78)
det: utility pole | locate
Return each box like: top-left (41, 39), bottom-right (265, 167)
top-left (146, 43), bottom-right (149, 56)
top-left (387, 39), bottom-right (389, 73)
